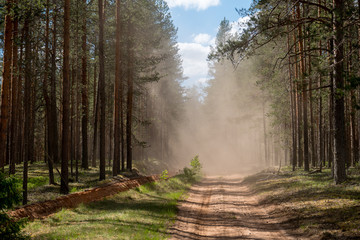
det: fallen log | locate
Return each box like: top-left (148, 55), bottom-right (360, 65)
top-left (8, 175), bottom-right (159, 220)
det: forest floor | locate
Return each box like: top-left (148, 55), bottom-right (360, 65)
top-left (22, 173), bottom-right (195, 239)
top-left (242, 167), bottom-right (360, 239)
top-left (9, 175), bottom-right (159, 220)
top-left (5, 159), bottom-right (166, 206)
top-left (170, 168), bottom-right (360, 240)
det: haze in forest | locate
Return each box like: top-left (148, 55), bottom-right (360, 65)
top-left (172, 59), bottom-right (265, 175)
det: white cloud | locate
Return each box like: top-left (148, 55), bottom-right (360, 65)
top-left (193, 33), bottom-right (214, 46)
top-left (165, 0), bottom-right (220, 11)
top-left (177, 42), bottom-right (211, 86)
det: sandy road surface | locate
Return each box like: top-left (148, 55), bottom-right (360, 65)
top-left (170, 176), bottom-right (297, 240)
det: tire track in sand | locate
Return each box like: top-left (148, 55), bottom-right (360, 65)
top-left (170, 175), bottom-right (300, 240)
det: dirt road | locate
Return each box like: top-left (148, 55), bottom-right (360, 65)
top-left (170, 175), bottom-right (297, 240)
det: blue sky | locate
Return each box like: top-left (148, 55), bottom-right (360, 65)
top-left (164, 0), bottom-right (253, 87)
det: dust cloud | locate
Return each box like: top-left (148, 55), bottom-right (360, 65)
top-left (172, 59), bottom-right (267, 175)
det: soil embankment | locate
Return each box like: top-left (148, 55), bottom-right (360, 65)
top-left (9, 175), bottom-right (158, 220)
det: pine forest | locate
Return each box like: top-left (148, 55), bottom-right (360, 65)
top-left (1, 0), bottom-right (360, 239)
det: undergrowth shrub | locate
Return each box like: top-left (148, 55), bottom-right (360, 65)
top-left (0, 173), bottom-right (29, 239)
top-left (183, 155), bottom-right (202, 181)
top-left (160, 169), bottom-right (169, 180)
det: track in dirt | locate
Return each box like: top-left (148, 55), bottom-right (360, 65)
top-left (170, 176), bottom-right (297, 240)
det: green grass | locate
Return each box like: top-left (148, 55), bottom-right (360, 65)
top-left (23, 174), bottom-right (195, 240)
top-left (243, 167), bottom-right (360, 239)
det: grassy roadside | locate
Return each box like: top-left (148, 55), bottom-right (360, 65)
top-left (23, 173), bottom-right (197, 240)
top-left (5, 159), bottom-right (168, 205)
top-left (243, 167), bottom-right (360, 239)
top-left (5, 162), bottom-right (121, 205)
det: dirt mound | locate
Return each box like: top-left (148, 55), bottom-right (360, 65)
top-left (9, 175), bottom-right (159, 220)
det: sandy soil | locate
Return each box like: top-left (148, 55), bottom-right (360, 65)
top-left (170, 175), bottom-right (299, 240)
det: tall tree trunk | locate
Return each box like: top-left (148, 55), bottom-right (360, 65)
top-left (29, 48), bottom-right (36, 164)
top-left (50, 0), bottom-right (59, 165)
top-left (351, 91), bottom-right (359, 166)
top-left (71, 64), bottom-right (75, 177)
top-left (333, 0), bottom-right (347, 184)
top-left (318, 1), bottom-right (324, 171)
top-left (297, 2), bottom-right (309, 171)
top-left (81, 0), bottom-right (89, 170)
top-left (43, 0), bottom-right (55, 184)
top-left (99, 0), bottom-right (106, 180)
top-left (292, 20), bottom-right (303, 168)
top-left (328, 40), bottom-right (334, 171)
top-left (92, 67), bottom-right (100, 168)
top-left (16, 27), bottom-right (24, 166)
top-left (126, 14), bottom-right (134, 171)
top-left (120, 75), bottom-right (125, 171)
top-left (76, 59), bottom-right (81, 182)
top-left (0, 0), bottom-right (13, 171)
top-left (113, 0), bottom-right (121, 176)
top-left (10, 5), bottom-right (18, 175)
top-left (61, 0), bottom-right (71, 194)
top-left (23, 17), bottom-right (31, 205)
top-left (309, 55), bottom-right (316, 168)
top-left (287, 27), bottom-right (297, 171)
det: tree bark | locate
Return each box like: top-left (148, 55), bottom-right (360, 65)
top-left (50, 0), bottom-right (59, 165)
top-left (318, 1), bottom-right (324, 171)
top-left (23, 17), bottom-right (31, 205)
top-left (43, 0), bottom-right (55, 184)
top-left (126, 13), bottom-right (134, 171)
top-left (99, 0), bottom-right (106, 180)
top-left (0, 0), bottom-right (13, 171)
top-left (9, 5), bottom-right (18, 175)
top-left (287, 26), bottom-right (297, 171)
top-left (296, 2), bottom-right (309, 171)
top-left (92, 65), bottom-right (99, 168)
top-left (333, 0), bottom-right (347, 184)
top-left (113, 0), bottom-right (121, 176)
top-left (61, 0), bottom-right (71, 194)
top-left (81, 0), bottom-right (89, 170)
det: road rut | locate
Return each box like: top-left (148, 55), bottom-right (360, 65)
top-left (170, 175), bottom-right (297, 240)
